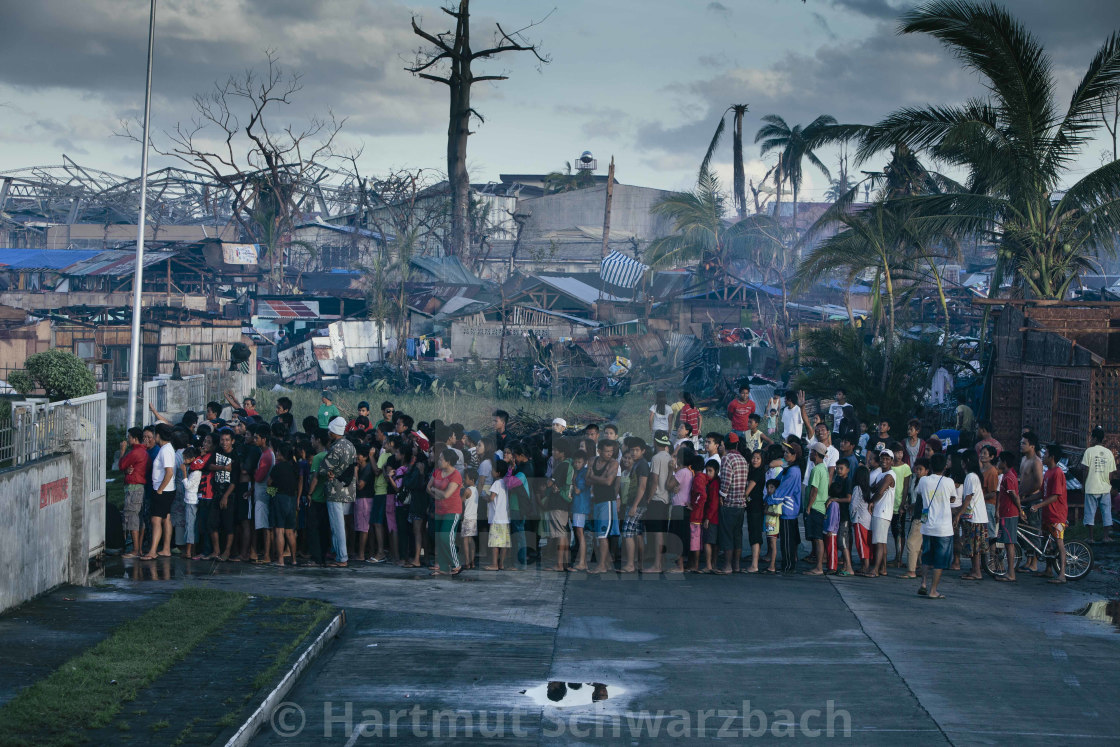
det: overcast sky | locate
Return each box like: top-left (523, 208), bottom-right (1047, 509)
top-left (1, 0), bottom-right (1118, 199)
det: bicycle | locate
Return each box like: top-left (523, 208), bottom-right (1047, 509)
top-left (985, 513), bottom-right (1093, 580)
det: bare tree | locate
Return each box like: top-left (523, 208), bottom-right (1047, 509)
top-left (406, 0), bottom-right (549, 263)
top-left (125, 51), bottom-right (343, 292)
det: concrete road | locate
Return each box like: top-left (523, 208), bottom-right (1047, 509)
top-left (101, 559), bottom-right (1120, 744)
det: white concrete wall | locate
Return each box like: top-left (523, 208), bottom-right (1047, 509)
top-left (0, 455), bottom-right (74, 611)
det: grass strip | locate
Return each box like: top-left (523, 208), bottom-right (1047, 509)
top-left (0, 587), bottom-right (248, 747)
top-left (212, 598), bottom-right (337, 730)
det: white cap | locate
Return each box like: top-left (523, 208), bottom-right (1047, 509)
top-left (328, 416), bottom-right (347, 436)
top-left (552, 418), bottom-right (567, 427)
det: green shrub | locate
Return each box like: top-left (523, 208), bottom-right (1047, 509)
top-left (9, 350), bottom-right (97, 401)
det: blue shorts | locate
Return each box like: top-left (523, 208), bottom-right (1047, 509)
top-left (921, 535), bottom-right (953, 570)
top-left (592, 501), bottom-right (619, 539)
top-left (372, 494), bottom-right (387, 524)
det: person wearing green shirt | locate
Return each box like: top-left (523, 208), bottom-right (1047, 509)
top-left (317, 391), bottom-right (341, 429)
top-left (307, 435), bottom-right (330, 565)
top-left (804, 444), bottom-right (831, 575)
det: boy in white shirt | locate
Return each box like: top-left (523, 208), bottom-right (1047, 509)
top-left (485, 460), bottom-right (512, 570)
top-left (181, 446), bottom-right (201, 560)
top-left (865, 448), bottom-right (896, 578)
top-left (460, 468), bottom-right (480, 570)
top-left (918, 453), bottom-right (961, 599)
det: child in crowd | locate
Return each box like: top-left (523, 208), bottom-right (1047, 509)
top-left (702, 460), bottom-right (721, 573)
top-left (545, 439), bottom-right (573, 572)
top-left (688, 454), bottom-right (710, 572)
top-left (763, 478), bottom-right (782, 573)
top-left (268, 440), bottom-right (300, 567)
top-left (569, 452), bottom-right (590, 571)
top-left (824, 477), bottom-right (841, 574)
top-left (461, 468), bottom-right (479, 570)
top-left (181, 446), bottom-right (200, 561)
top-left (486, 460), bottom-right (512, 570)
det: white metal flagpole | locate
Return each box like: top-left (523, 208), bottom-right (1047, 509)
top-left (126, 0), bottom-right (157, 430)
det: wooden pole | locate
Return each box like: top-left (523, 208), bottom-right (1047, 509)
top-left (601, 156), bottom-right (615, 258)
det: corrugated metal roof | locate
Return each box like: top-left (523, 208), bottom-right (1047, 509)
top-left (0, 248), bottom-right (101, 270)
top-left (536, 275), bottom-right (629, 304)
top-left (60, 249), bottom-right (178, 277)
top-left (410, 255), bottom-right (480, 285)
top-left (257, 299), bottom-right (321, 319)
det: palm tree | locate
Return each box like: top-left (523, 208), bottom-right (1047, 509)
top-left (646, 169), bottom-right (728, 271)
top-left (543, 162), bottom-right (594, 194)
top-left (700, 104), bottom-right (751, 219)
top-left (646, 170), bottom-right (767, 297)
top-left (795, 190), bottom-right (957, 388)
top-left (857, 1), bottom-right (1120, 300)
top-left (755, 114), bottom-right (837, 252)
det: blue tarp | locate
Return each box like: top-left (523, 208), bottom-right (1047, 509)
top-left (0, 249), bottom-right (101, 271)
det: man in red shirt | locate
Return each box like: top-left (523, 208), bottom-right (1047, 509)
top-left (118, 427), bottom-right (150, 558)
top-left (994, 451), bottom-right (1022, 582)
top-left (1032, 444), bottom-right (1069, 583)
top-left (726, 383), bottom-right (756, 438)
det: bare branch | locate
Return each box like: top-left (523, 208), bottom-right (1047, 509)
top-left (416, 72), bottom-right (453, 85)
top-left (409, 15), bottom-right (455, 55)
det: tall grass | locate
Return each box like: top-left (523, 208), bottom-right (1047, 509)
top-left (253, 387), bottom-right (730, 440)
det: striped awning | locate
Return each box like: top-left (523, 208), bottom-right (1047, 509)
top-left (599, 250), bottom-right (648, 289)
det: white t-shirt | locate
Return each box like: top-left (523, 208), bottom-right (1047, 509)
top-left (871, 469), bottom-right (895, 520)
top-left (963, 472), bottom-right (985, 523)
top-left (919, 474), bottom-right (959, 537)
top-left (781, 406), bottom-right (803, 440)
top-left (850, 484), bottom-right (871, 528)
top-left (152, 442), bottom-right (176, 492)
top-left (649, 405), bottom-right (671, 433)
top-left (184, 470), bottom-right (202, 505)
top-left (487, 481), bottom-right (509, 525)
top-left (463, 485), bottom-right (479, 520)
top-left (829, 402), bottom-right (846, 432)
top-left (1082, 444), bottom-right (1116, 495)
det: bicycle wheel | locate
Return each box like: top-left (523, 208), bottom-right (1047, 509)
top-left (1063, 541), bottom-right (1094, 580)
top-left (985, 539), bottom-right (1023, 577)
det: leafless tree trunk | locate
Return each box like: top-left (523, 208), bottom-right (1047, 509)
top-left (125, 51), bottom-right (343, 293)
top-left (732, 106), bottom-right (747, 220)
top-left (407, 1), bottom-right (549, 263)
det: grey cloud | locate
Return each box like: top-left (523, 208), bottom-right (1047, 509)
top-left (825, 0), bottom-right (904, 20)
top-left (637, 3), bottom-right (1120, 169)
top-left (0, 0), bottom-right (448, 145)
top-left (706, 2), bottom-right (732, 18)
top-left (554, 104), bottom-right (630, 140)
top-left (811, 12), bottom-right (837, 40)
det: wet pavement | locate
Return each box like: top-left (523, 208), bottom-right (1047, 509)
top-left (51, 554), bottom-right (1115, 743)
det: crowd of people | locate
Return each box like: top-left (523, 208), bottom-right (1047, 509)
top-left (117, 383), bottom-right (1114, 594)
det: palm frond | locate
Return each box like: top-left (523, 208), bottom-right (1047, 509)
top-left (901, 1), bottom-right (1057, 163)
top-left (700, 114), bottom-right (727, 180)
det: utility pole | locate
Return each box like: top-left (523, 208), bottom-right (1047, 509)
top-left (601, 156), bottom-right (615, 258)
top-left (126, 0), bottom-right (156, 430)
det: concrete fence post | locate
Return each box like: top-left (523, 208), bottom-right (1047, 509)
top-left (63, 406), bottom-right (89, 588)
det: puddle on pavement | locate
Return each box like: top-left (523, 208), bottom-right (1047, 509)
top-left (1074, 600), bottom-right (1120, 631)
top-left (522, 682), bottom-right (626, 708)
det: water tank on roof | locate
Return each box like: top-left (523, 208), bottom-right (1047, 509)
top-left (575, 151), bottom-right (596, 171)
